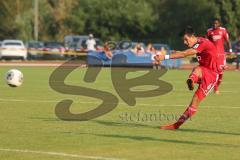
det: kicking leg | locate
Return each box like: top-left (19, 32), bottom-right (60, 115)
top-left (160, 67), bottom-right (203, 130)
top-left (160, 94), bottom-right (202, 130)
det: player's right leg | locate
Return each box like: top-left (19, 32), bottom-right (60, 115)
top-left (214, 73), bottom-right (223, 94)
top-left (160, 66), bottom-right (219, 130)
top-left (214, 55), bottom-right (225, 94)
top-left (160, 66), bottom-right (203, 130)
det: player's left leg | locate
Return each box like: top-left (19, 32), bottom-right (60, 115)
top-left (214, 55), bottom-right (225, 94)
top-left (214, 73), bottom-right (223, 94)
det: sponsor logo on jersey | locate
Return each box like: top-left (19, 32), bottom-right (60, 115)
top-left (193, 43), bottom-right (199, 49)
top-left (212, 35), bottom-right (222, 41)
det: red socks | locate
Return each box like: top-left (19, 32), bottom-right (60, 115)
top-left (174, 106), bottom-right (197, 128)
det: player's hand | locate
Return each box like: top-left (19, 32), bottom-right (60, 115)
top-left (223, 65), bottom-right (228, 70)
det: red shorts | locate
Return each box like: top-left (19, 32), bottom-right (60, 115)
top-left (194, 66), bottom-right (219, 100)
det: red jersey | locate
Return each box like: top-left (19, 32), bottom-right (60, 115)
top-left (206, 27), bottom-right (229, 55)
top-left (192, 37), bottom-right (221, 73)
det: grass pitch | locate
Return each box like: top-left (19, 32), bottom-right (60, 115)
top-left (0, 66), bottom-right (239, 160)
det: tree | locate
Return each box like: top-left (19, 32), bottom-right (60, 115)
top-left (73, 0), bottom-right (156, 41)
top-left (0, 1), bottom-right (23, 39)
top-left (38, 0), bottom-right (77, 40)
top-left (215, 0), bottom-right (240, 39)
top-left (151, 0), bottom-right (219, 48)
top-left (0, 0), bottom-right (239, 44)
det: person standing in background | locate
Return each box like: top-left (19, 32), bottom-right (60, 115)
top-left (206, 18), bottom-right (232, 94)
top-left (86, 34), bottom-right (96, 51)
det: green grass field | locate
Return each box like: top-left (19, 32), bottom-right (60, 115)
top-left (0, 66), bottom-right (239, 160)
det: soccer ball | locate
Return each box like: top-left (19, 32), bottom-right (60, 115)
top-left (5, 69), bottom-right (23, 87)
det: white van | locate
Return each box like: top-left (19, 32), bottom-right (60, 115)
top-left (64, 35), bottom-right (89, 48)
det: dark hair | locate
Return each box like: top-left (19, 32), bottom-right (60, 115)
top-left (213, 18), bottom-right (221, 22)
top-left (179, 25), bottom-right (194, 37)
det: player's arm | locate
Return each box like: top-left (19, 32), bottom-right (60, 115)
top-left (226, 38), bottom-right (232, 52)
top-left (158, 48), bottom-right (198, 60)
top-left (224, 31), bottom-right (232, 52)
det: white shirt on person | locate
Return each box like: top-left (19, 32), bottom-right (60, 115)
top-left (86, 39), bottom-right (96, 51)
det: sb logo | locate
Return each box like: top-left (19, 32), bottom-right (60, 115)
top-left (49, 54), bottom-right (172, 121)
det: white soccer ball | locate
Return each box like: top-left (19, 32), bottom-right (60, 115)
top-left (5, 69), bottom-right (23, 87)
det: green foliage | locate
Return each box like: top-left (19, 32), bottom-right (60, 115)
top-left (15, 10), bottom-right (34, 41)
top-left (0, 1), bottom-right (21, 39)
top-left (0, 0), bottom-right (239, 48)
top-left (76, 0), bottom-right (156, 41)
top-left (150, 0), bottom-right (219, 48)
top-left (215, 0), bottom-right (240, 38)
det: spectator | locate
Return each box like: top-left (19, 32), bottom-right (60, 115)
top-left (103, 43), bottom-right (113, 59)
top-left (145, 43), bottom-right (156, 54)
top-left (151, 46), bottom-right (167, 70)
top-left (131, 43), bottom-right (145, 55)
top-left (86, 34), bottom-right (96, 51)
top-left (160, 46), bottom-right (167, 55)
top-left (151, 50), bottom-right (163, 70)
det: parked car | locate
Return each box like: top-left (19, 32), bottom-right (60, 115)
top-left (64, 35), bottom-right (89, 45)
top-left (0, 40), bottom-right (27, 60)
top-left (42, 41), bottom-right (65, 59)
top-left (25, 41), bottom-right (44, 59)
top-left (64, 35), bottom-right (88, 51)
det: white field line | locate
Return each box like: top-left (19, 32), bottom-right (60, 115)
top-left (0, 148), bottom-right (122, 160)
top-left (0, 98), bottom-right (239, 109)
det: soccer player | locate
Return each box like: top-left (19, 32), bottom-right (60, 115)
top-left (158, 26), bottom-right (221, 130)
top-left (206, 18), bottom-right (232, 94)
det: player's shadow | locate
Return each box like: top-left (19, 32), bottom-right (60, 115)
top-left (176, 128), bottom-right (240, 136)
top-left (74, 132), bottom-right (240, 148)
top-left (91, 120), bottom-right (158, 129)
top-left (92, 120), bottom-right (240, 136)
top-left (30, 118), bottom-right (240, 137)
